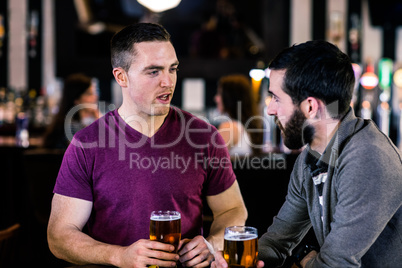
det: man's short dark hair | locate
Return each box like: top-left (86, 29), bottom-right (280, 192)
top-left (111, 23), bottom-right (171, 71)
top-left (269, 40), bottom-right (355, 118)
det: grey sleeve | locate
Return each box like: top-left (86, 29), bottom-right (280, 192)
top-left (258, 158), bottom-right (312, 267)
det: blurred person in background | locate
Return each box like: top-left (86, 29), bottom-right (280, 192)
top-left (214, 74), bottom-right (263, 156)
top-left (42, 73), bottom-right (99, 148)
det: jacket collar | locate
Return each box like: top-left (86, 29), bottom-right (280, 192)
top-left (306, 108), bottom-right (365, 168)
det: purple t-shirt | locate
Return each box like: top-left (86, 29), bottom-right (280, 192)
top-left (54, 107), bottom-right (235, 246)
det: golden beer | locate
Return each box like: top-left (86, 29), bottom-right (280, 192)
top-left (149, 211), bottom-right (181, 253)
top-left (224, 226), bottom-right (258, 268)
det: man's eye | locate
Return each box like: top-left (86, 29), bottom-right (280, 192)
top-left (149, 70), bottom-right (159, 75)
top-left (171, 67), bottom-right (179, 73)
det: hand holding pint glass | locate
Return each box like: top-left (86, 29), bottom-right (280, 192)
top-left (149, 210), bottom-right (181, 256)
top-left (224, 226), bottom-right (258, 268)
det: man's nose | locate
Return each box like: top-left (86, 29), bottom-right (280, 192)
top-left (160, 73), bottom-right (174, 88)
top-left (266, 97), bottom-right (276, 116)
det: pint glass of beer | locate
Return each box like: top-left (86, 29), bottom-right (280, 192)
top-left (149, 210), bottom-right (181, 253)
top-left (224, 226), bottom-right (258, 268)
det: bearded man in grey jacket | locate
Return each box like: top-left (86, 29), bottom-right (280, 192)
top-left (212, 40), bottom-right (401, 268)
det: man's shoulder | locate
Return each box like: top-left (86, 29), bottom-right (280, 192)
top-left (335, 119), bottom-right (402, 174)
top-left (346, 120), bottom-right (399, 154)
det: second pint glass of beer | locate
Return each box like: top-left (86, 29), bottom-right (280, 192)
top-left (224, 226), bottom-right (258, 268)
top-left (149, 210), bottom-right (181, 253)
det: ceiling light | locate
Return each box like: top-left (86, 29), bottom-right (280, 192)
top-left (249, 69), bottom-right (265, 81)
top-left (137, 0), bottom-right (182, 13)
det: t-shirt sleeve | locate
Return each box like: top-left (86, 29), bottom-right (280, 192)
top-left (53, 138), bottom-right (93, 202)
top-left (203, 129), bottom-right (236, 196)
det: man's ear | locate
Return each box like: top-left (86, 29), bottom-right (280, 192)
top-left (112, 67), bottom-right (128, 87)
top-left (300, 97), bottom-right (320, 119)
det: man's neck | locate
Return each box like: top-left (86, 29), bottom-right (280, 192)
top-left (309, 118), bottom-right (340, 154)
top-left (118, 107), bottom-right (168, 137)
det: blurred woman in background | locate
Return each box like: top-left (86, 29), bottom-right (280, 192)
top-left (42, 73), bottom-right (99, 148)
top-left (214, 74), bottom-right (263, 155)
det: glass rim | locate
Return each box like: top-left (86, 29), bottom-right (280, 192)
top-left (225, 225), bottom-right (258, 234)
top-left (150, 210), bottom-right (181, 219)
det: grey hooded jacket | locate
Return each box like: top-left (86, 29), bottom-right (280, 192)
top-left (259, 108), bottom-right (402, 267)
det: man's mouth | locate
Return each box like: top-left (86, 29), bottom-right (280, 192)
top-left (275, 116), bottom-right (285, 132)
top-left (157, 93), bottom-right (171, 102)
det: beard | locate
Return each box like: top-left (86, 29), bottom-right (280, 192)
top-left (275, 107), bottom-right (315, 150)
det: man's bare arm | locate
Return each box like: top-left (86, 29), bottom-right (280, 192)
top-left (47, 194), bottom-right (124, 265)
top-left (47, 194), bottom-right (178, 267)
top-left (177, 180), bottom-right (247, 267)
top-left (206, 180), bottom-right (248, 251)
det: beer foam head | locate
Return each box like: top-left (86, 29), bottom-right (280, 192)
top-left (224, 226), bottom-right (258, 241)
top-left (150, 211), bottom-right (181, 221)
top-left (224, 233), bottom-right (258, 241)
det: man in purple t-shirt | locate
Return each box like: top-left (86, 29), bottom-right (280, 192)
top-left (47, 23), bottom-right (247, 267)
